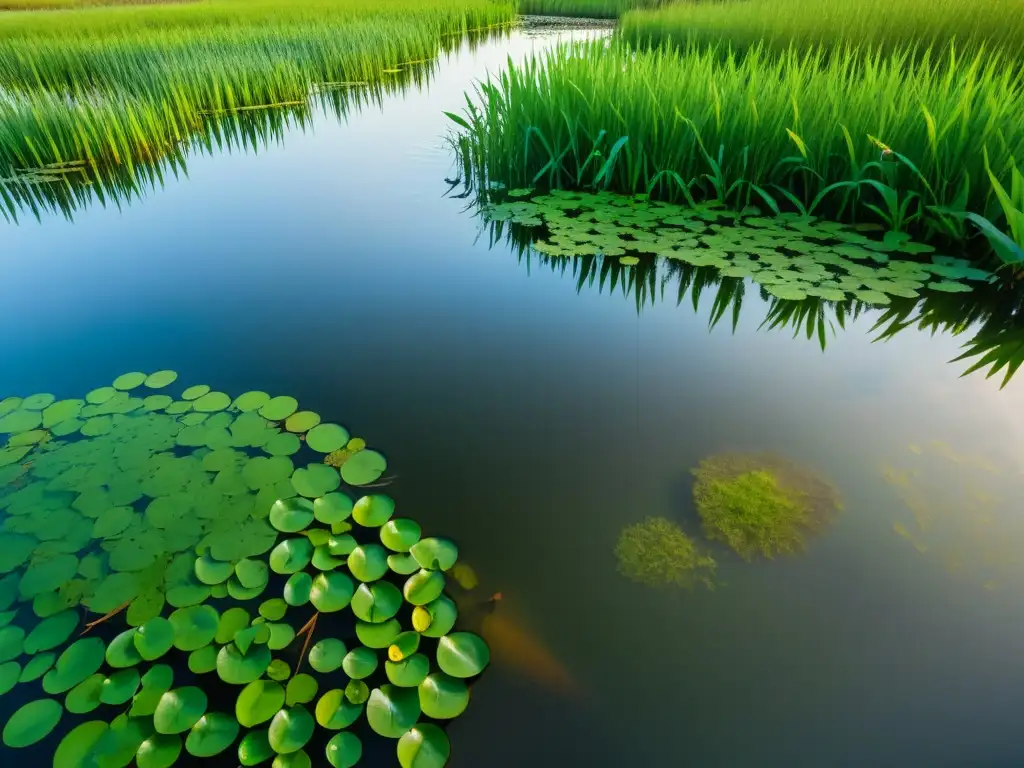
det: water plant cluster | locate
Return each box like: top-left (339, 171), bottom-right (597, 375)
top-left (615, 453), bottom-right (842, 588)
top-left (0, 0), bottom-right (515, 184)
top-left (480, 189), bottom-right (993, 305)
top-left (448, 20), bottom-right (1024, 263)
top-left (0, 372), bottom-right (489, 767)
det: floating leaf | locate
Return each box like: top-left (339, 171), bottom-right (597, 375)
top-left (348, 544), bottom-right (389, 582)
top-left (66, 674), bottom-right (105, 714)
top-left (233, 391), bottom-right (270, 412)
top-left (145, 371), bottom-right (178, 389)
top-left (136, 733), bottom-right (182, 768)
top-left (18, 652), bottom-right (55, 683)
top-left (342, 646), bottom-right (379, 680)
top-left (285, 411), bottom-right (321, 433)
top-left (341, 450), bottom-right (387, 485)
top-left (23, 608), bottom-right (78, 653)
top-left (436, 632), bottom-right (490, 678)
top-left (217, 642), bottom-right (271, 685)
top-left (188, 645), bottom-right (218, 675)
top-left (305, 424), bottom-right (350, 453)
top-left (309, 572), bottom-right (355, 613)
top-left (3, 698), bottom-right (63, 747)
top-left (286, 674), bottom-right (319, 705)
top-left (215, 607), bottom-right (252, 645)
top-left (113, 372), bottom-right (146, 391)
top-left (315, 689), bottom-right (364, 730)
top-left (269, 705), bottom-right (316, 754)
top-left (0, 661), bottom-right (19, 695)
top-left (386, 653), bottom-right (430, 688)
top-left (237, 679), bottom-right (286, 728)
top-left (308, 638), bottom-right (346, 674)
top-left (54, 721), bottom-right (109, 768)
top-left (352, 581), bottom-right (403, 623)
top-left (345, 679), bottom-right (370, 705)
top-left (381, 519), bottom-right (422, 552)
top-left (356, 618), bottom-right (402, 648)
top-left (101, 668), bottom-right (141, 705)
top-left (259, 598), bottom-right (288, 621)
top-left (418, 673), bottom-right (469, 719)
top-left (270, 538), bottom-right (315, 575)
top-left (135, 617), bottom-right (176, 661)
top-left (410, 538), bottom-right (458, 571)
top-left (397, 724), bottom-right (451, 768)
top-left (270, 497), bottom-right (315, 533)
top-left (403, 570), bottom-right (446, 606)
top-left (389, 632), bottom-right (421, 662)
top-left (367, 685), bottom-right (421, 739)
top-left (186, 712), bottom-right (240, 757)
top-left (258, 396), bottom-right (298, 421)
top-left (313, 493), bottom-right (354, 525)
top-left (194, 554), bottom-right (234, 585)
top-left (129, 664), bottom-right (174, 717)
top-left (193, 391), bottom-right (231, 412)
top-left (292, 464), bottom-right (341, 497)
top-left (44, 637), bottom-right (105, 694)
top-left (389, 553), bottom-right (421, 575)
top-left (182, 385), bottom-right (210, 401)
top-left (267, 622), bottom-right (296, 651)
top-left (169, 605), bottom-right (219, 651)
top-left (353, 494), bottom-right (395, 527)
top-left (326, 732), bottom-right (363, 768)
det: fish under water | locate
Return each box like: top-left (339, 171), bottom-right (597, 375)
top-left (479, 609), bottom-right (583, 701)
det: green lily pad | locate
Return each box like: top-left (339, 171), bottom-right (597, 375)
top-left (410, 538), bottom-right (458, 571)
top-left (348, 544), bottom-right (389, 582)
top-left (169, 605), bottom-right (219, 651)
top-left (386, 653), bottom-right (431, 688)
top-left (436, 632), bottom-right (490, 678)
top-left (353, 494), bottom-right (395, 528)
top-left (23, 608), bottom-right (78, 653)
top-left (418, 672), bottom-right (469, 719)
top-left (381, 519), bottom-right (422, 552)
top-left (3, 698), bottom-right (63, 747)
top-left (389, 631), bottom-right (420, 662)
top-left (128, 664), bottom-right (174, 717)
top-left (0, 410), bottom-right (43, 433)
top-left (237, 679), bottom-right (286, 728)
top-left (291, 464), bottom-right (341, 497)
top-left (214, 607), bottom-right (251, 645)
top-left (308, 638), bottom-right (346, 674)
top-left (267, 623), bottom-right (296, 650)
top-left (284, 572), bottom-right (313, 606)
top-left (328, 534), bottom-right (358, 557)
top-left (403, 569), bottom-right (446, 606)
top-left (217, 642), bottom-right (271, 685)
top-left (270, 497), bottom-right (315, 533)
top-left (182, 385), bottom-right (210, 401)
top-left (367, 684), bottom-right (421, 739)
top-left (54, 721), bottom-right (109, 767)
top-left (260, 396), bottom-right (299, 422)
top-left (18, 651), bottom-right (55, 682)
top-left (309, 571), bottom-right (355, 612)
top-left (193, 391), bottom-right (231, 412)
top-left (188, 645), bottom-right (218, 675)
top-left (342, 646), bottom-right (379, 679)
top-left (351, 581), bottom-right (403, 623)
top-left (235, 559), bottom-right (270, 590)
top-left (233, 391), bottom-right (270, 412)
top-left (312, 544), bottom-right (346, 571)
top-left (265, 432), bottom-right (302, 456)
top-left (65, 673), bottom-right (105, 713)
top-left (194, 554), bottom-right (234, 586)
top-left (315, 689), bottom-right (364, 730)
top-left (43, 637), bottom-right (105, 694)
top-left (286, 673), bottom-right (319, 705)
top-left (145, 370), bottom-right (178, 389)
top-left (356, 618), bottom-right (402, 648)
top-left (239, 729), bottom-right (274, 766)
top-left (0, 661), bottom-right (18, 694)
top-left (85, 386), bottom-right (116, 405)
top-left (42, 398), bottom-right (83, 427)
top-left (930, 280), bottom-right (973, 293)
top-left (269, 705), bottom-right (315, 754)
top-left (397, 724), bottom-right (451, 768)
top-left (186, 712), bottom-right (240, 757)
top-left (113, 372), bottom-right (146, 391)
top-left (134, 616), bottom-right (175, 661)
top-left (285, 411), bottom-right (321, 433)
top-left (154, 686), bottom-right (208, 734)
top-left (340, 450), bottom-right (387, 486)
top-left (326, 732), bottom-right (363, 768)
top-left (136, 733), bottom-right (182, 768)
top-left (270, 537), bottom-right (315, 574)
top-left (854, 289), bottom-right (891, 304)
top-left (305, 424), bottom-right (350, 453)
top-left (388, 553), bottom-right (421, 575)
top-left (313, 493), bottom-right (354, 525)
top-left (101, 668), bottom-right (141, 705)
top-left (259, 598), bottom-right (288, 621)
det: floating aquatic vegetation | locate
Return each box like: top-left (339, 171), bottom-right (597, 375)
top-left (0, 372), bottom-right (489, 767)
top-left (882, 441), bottom-right (1024, 590)
top-left (614, 516), bottom-right (716, 589)
top-left (478, 190), bottom-right (994, 305)
top-left (691, 453), bottom-right (843, 560)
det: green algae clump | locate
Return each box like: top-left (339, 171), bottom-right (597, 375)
top-left (614, 517), bottom-right (716, 589)
top-left (692, 453), bottom-right (842, 561)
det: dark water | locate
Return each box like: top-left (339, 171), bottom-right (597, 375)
top-left (4, 25), bottom-right (1024, 768)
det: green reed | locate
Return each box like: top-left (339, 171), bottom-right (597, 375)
top-left (620, 0), bottom-right (1024, 58)
top-left (449, 38), bottom-right (1024, 255)
top-left (0, 0), bottom-right (515, 177)
top-left (517, 0), bottom-right (675, 20)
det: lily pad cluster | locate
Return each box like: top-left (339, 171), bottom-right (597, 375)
top-left (480, 189), bottom-right (994, 305)
top-left (0, 372), bottom-right (489, 767)
top-left (691, 452), bottom-right (843, 561)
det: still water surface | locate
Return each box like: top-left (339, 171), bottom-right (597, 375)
top-left (4, 25), bottom-right (1024, 768)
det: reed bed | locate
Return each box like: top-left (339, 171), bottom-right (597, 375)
top-left (450, 38), bottom-right (1024, 254)
top-left (620, 0), bottom-right (1024, 58)
top-left (0, 0), bottom-right (515, 175)
top-left (517, 0), bottom-right (675, 20)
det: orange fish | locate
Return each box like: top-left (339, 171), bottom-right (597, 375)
top-left (479, 609), bottom-right (582, 700)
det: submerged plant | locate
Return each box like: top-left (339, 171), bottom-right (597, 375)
top-left (0, 372), bottom-right (488, 767)
top-left (691, 453), bottom-right (842, 560)
top-left (614, 517), bottom-right (716, 589)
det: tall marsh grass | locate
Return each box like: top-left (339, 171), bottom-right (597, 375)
top-left (450, 39), bottom-right (1024, 251)
top-left (517, 0), bottom-right (674, 20)
top-left (0, 0), bottom-right (515, 176)
top-left (621, 0), bottom-right (1024, 58)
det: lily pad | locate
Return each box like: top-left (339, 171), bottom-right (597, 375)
top-left (100, 668), bottom-right (141, 705)
top-left (259, 396), bottom-right (299, 422)
top-left (129, 665), bottom-right (174, 717)
top-left (65, 674), bottom-right (106, 713)
top-left (54, 721), bottom-right (109, 768)
top-left (113, 372), bottom-right (147, 391)
top-left (436, 632), bottom-right (490, 678)
top-left (367, 684), bottom-right (421, 739)
top-left (381, 519), bottom-right (422, 552)
top-left (305, 423), bottom-right (350, 453)
top-left (235, 559), bottom-right (270, 590)
top-left (348, 544), bottom-right (390, 582)
top-left (286, 673), bottom-right (319, 705)
top-left (269, 705), bottom-right (315, 754)
top-left (353, 494), bottom-right (395, 527)
top-left (193, 391), bottom-right (231, 412)
top-left (18, 651), bottom-right (55, 682)
top-left (315, 689), bottom-right (364, 730)
top-left (145, 370), bottom-right (178, 389)
top-left (43, 637), bottom-right (105, 694)
top-left (342, 646), bottom-right (379, 680)
top-left (418, 672), bottom-right (469, 719)
top-left (308, 638), bottom-right (346, 674)
top-left (154, 686), bottom-right (208, 734)
top-left (134, 616), bottom-right (176, 661)
top-left (181, 385), bottom-right (210, 401)
top-left (403, 569), bottom-right (446, 606)
top-left (3, 698), bottom-right (63, 747)
top-left (233, 391), bottom-right (270, 412)
top-left (351, 581), bottom-right (403, 623)
top-left (410, 538), bottom-right (458, 571)
top-left (397, 724), bottom-right (451, 768)
top-left (217, 642), bottom-right (271, 685)
top-left (341, 450), bottom-right (387, 486)
top-left (285, 411), bottom-right (321, 433)
top-left (313, 493), bottom-right (354, 525)
top-left (136, 733), bottom-right (182, 768)
top-left (284, 572), bottom-right (314, 606)
top-left (188, 645), bottom-right (218, 675)
top-left (309, 571), bottom-right (356, 613)
top-left (186, 712), bottom-right (240, 757)
top-left (326, 732), bottom-right (363, 768)
top-left (194, 554), bottom-right (234, 585)
top-left (23, 608), bottom-right (78, 653)
top-left (237, 679), bottom-right (286, 728)
top-left (386, 653), bottom-right (430, 688)
top-left (238, 728), bottom-right (274, 766)
top-left (270, 497), bottom-right (315, 533)
top-left (389, 553), bottom-right (421, 575)
top-left (291, 464), bottom-right (341, 498)
top-left (270, 538), bottom-right (315, 575)
top-left (356, 618), bottom-right (402, 648)
top-left (169, 605), bottom-right (219, 651)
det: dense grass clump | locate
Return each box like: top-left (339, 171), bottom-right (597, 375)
top-left (450, 39), bottom-right (1024, 251)
top-left (615, 517), bottom-right (716, 589)
top-left (621, 0), bottom-right (1024, 58)
top-left (517, 0), bottom-right (674, 20)
top-left (0, 0), bottom-right (515, 178)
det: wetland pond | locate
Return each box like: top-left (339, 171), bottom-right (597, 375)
top-left (4, 22), bottom-right (1024, 768)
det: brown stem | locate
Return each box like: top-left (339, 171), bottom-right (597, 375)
top-left (80, 599), bottom-right (133, 635)
top-left (294, 612), bottom-right (319, 675)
